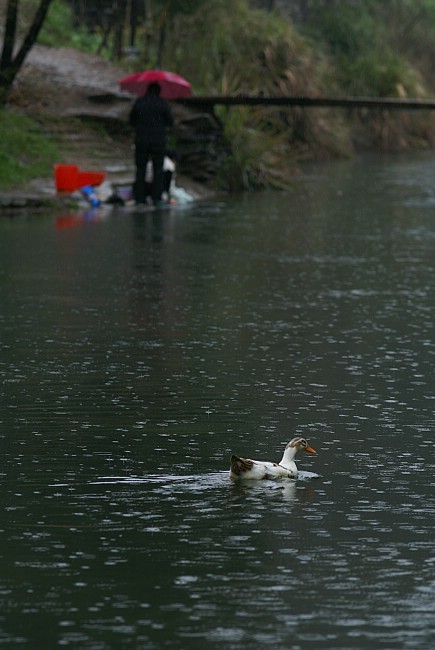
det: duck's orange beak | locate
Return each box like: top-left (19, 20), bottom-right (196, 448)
top-left (305, 445), bottom-right (316, 454)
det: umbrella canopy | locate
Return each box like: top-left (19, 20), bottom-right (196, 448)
top-left (118, 70), bottom-right (191, 99)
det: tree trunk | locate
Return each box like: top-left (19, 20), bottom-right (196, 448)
top-left (0, 0), bottom-right (19, 69)
top-left (112, 0), bottom-right (128, 59)
top-left (0, 0), bottom-right (54, 104)
top-left (129, 0), bottom-right (138, 47)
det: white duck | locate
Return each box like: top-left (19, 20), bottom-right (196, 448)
top-left (229, 437), bottom-right (317, 481)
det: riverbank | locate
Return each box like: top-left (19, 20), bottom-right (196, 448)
top-left (0, 45), bottom-right (218, 210)
top-left (0, 151), bottom-right (216, 210)
top-left (0, 176), bottom-right (214, 210)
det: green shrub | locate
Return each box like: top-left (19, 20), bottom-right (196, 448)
top-left (38, 0), bottom-right (100, 52)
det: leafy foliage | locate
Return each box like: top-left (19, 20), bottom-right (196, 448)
top-left (38, 0), bottom-right (100, 50)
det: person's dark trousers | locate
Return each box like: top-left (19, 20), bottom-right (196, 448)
top-left (163, 170), bottom-right (172, 194)
top-left (133, 143), bottom-right (164, 204)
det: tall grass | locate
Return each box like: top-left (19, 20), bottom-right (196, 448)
top-left (304, 3), bottom-right (427, 98)
top-left (301, 2), bottom-right (435, 151)
top-left (159, 0), bottom-right (352, 189)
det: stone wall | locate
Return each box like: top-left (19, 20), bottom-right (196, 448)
top-left (172, 104), bottom-right (229, 185)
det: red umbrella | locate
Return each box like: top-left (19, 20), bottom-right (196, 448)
top-left (118, 70), bottom-right (191, 99)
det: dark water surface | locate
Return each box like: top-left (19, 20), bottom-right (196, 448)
top-left (1, 153), bottom-right (435, 649)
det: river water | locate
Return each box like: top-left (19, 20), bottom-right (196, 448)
top-left (1, 153), bottom-right (434, 649)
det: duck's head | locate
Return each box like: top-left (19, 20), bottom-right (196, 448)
top-left (287, 437), bottom-right (317, 454)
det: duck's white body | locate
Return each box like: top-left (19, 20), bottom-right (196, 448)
top-left (229, 437), bottom-right (316, 481)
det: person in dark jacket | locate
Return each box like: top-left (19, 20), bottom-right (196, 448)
top-left (129, 82), bottom-right (174, 205)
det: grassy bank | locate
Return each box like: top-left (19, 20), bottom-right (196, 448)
top-left (0, 109), bottom-right (59, 190)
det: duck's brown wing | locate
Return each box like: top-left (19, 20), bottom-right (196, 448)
top-left (230, 454), bottom-right (254, 477)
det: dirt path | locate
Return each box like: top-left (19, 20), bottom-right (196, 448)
top-left (17, 44), bottom-right (128, 111)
